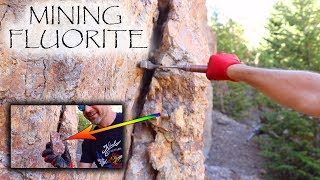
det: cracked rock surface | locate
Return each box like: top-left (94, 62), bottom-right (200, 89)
top-left (10, 105), bottom-right (78, 168)
top-left (0, 0), bottom-right (212, 179)
top-left (126, 0), bottom-right (212, 179)
top-left (50, 132), bottom-right (65, 156)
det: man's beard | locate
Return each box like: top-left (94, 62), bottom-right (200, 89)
top-left (91, 116), bottom-right (103, 125)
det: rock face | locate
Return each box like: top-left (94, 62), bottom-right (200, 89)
top-left (0, 0), bottom-right (212, 179)
top-left (126, 0), bottom-right (211, 179)
top-left (50, 132), bottom-right (65, 156)
top-left (10, 105), bottom-right (78, 168)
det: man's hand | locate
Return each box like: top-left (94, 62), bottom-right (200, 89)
top-left (41, 142), bottom-right (73, 168)
top-left (206, 53), bottom-right (242, 81)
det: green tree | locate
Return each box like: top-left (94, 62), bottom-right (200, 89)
top-left (258, 0), bottom-right (320, 179)
top-left (209, 13), bottom-right (257, 119)
top-left (209, 13), bottom-right (256, 62)
top-left (78, 112), bottom-right (92, 131)
top-left (260, 0), bottom-right (320, 71)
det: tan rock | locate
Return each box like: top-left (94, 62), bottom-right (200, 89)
top-left (50, 132), bottom-right (65, 156)
top-left (127, 0), bottom-right (211, 179)
top-left (10, 105), bottom-right (78, 168)
top-left (0, 0), bottom-right (213, 178)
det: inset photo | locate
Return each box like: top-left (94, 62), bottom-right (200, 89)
top-left (11, 105), bottom-right (123, 168)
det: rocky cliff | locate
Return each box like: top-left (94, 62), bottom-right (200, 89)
top-left (0, 0), bottom-right (212, 179)
top-left (10, 105), bottom-right (78, 168)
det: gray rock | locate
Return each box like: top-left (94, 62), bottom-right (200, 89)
top-left (205, 111), bottom-right (265, 179)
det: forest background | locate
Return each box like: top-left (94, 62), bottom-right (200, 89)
top-left (209, 0), bottom-right (320, 179)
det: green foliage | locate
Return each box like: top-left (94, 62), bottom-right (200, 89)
top-left (78, 112), bottom-right (92, 131)
top-left (209, 13), bottom-right (258, 120)
top-left (209, 13), bottom-right (256, 62)
top-left (260, 0), bottom-right (320, 71)
top-left (259, 106), bottom-right (320, 179)
top-left (212, 82), bottom-right (256, 119)
top-left (211, 0), bottom-right (320, 179)
top-left (256, 93), bottom-right (320, 179)
top-left (257, 0), bottom-right (320, 179)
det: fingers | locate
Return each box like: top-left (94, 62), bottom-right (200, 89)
top-left (44, 154), bottom-right (57, 164)
top-left (42, 141), bottom-right (56, 166)
top-left (61, 145), bottom-right (71, 161)
top-left (42, 142), bottom-right (71, 168)
top-left (45, 142), bottom-right (52, 149)
top-left (42, 142), bottom-right (53, 157)
top-left (206, 53), bottom-right (241, 81)
top-left (52, 156), bottom-right (69, 168)
top-left (41, 148), bottom-right (53, 157)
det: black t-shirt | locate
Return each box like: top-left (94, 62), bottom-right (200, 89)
top-left (80, 113), bottom-right (123, 168)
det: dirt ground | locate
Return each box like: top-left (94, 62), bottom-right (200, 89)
top-left (205, 111), bottom-right (265, 179)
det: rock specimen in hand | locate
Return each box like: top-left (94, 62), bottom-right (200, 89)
top-left (50, 132), bottom-right (65, 156)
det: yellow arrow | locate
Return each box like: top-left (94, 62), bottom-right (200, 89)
top-left (65, 113), bottom-right (160, 140)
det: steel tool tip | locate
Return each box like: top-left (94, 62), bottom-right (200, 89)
top-left (139, 60), bottom-right (156, 70)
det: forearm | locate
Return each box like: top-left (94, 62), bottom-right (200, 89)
top-left (227, 64), bottom-right (320, 117)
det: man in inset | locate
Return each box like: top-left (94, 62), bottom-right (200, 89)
top-left (42, 105), bottom-right (123, 168)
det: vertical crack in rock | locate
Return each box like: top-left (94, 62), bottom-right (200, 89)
top-left (0, 4), bottom-right (10, 29)
top-left (134, 0), bottom-right (170, 118)
top-left (126, 0), bottom-right (171, 178)
top-left (17, 170), bottom-right (26, 179)
top-left (57, 105), bottom-right (66, 132)
top-left (24, 70), bottom-right (27, 99)
top-left (42, 59), bottom-right (47, 96)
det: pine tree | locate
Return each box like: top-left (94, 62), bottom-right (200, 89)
top-left (260, 0), bottom-right (320, 71)
top-left (259, 0), bottom-right (320, 179)
top-left (209, 13), bottom-right (256, 119)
